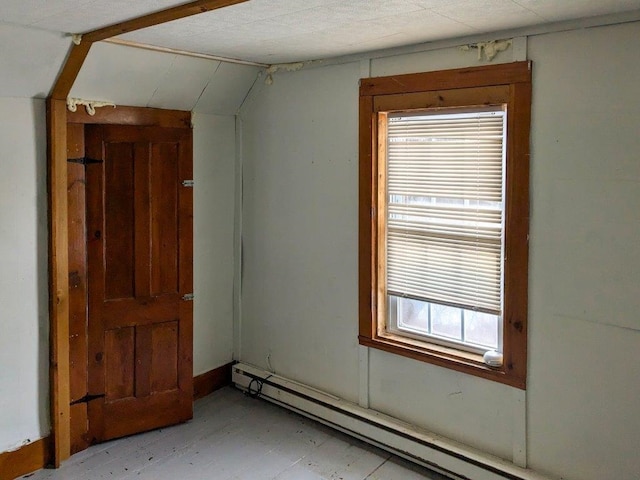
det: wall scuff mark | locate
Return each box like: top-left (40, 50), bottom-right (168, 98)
top-left (66, 97), bottom-right (116, 116)
top-left (264, 62), bottom-right (308, 85)
top-left (460, 39), bottom-right (512, 61)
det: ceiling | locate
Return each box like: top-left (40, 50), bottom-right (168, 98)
top-left (2, 0), bottom-right (640, 64)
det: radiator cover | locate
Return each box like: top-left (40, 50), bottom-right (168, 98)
top-left (232, 363), bottom-right (550, 480)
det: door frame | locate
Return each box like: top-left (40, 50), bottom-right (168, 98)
top-left (48, 103), bottom-right (191, 465)
top-left (47, 0), bottom-right (246, 465)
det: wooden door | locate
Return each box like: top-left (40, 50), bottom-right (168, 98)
top-left (85, 124), bottom-right (193, 442)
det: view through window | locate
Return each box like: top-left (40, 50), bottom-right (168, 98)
top-left (385, 108), bottom-right (505, 354)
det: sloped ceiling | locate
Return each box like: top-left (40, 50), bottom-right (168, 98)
top-left (2, 0), bottom-right (640, 102)
top-left (69, 42), bottom-right (260, 115)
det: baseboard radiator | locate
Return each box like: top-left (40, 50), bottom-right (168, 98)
top-left (233, 363), bottom-right (550, 480)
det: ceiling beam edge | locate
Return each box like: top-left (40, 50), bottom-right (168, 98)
top-left (50, 42), bottom-right (93, 100)
top-left (103, 38), bottom-right (268, 67)
top-left (82, 0), bottom-right (249, 43)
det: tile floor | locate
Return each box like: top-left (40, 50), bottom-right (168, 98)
top-left (26, 387), bottom-right (448, 480)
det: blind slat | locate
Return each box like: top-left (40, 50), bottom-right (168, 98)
top-left (385, 109), bottom-right (505, 313)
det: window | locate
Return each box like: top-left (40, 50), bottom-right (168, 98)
top-left (358, 62), bottom-right (532, 388)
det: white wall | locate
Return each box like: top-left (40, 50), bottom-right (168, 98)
top-left (240, 62), bottom-right (361, 401)
top-left (193, 113), bottom-right (237, 374)
top-left (0, 23), bottom-right (69, 98)
top-left (526, 23), bottom-right (640, 480)
top-left (239, 47), bottom-right (519, 461)
top-left (0, 98), bottom-right (49, 452)
top-left (238, 21), bottom-right (640, 480)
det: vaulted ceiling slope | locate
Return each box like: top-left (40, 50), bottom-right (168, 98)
top-left (2, 0), bottom-right (640, 100)
top-left (0, 21), bottom-right (260, 114)
top-left (69, 42), bottom-right (260, 114)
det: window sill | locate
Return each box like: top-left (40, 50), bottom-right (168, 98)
top-left (358, 333), bottom-right (525, 389)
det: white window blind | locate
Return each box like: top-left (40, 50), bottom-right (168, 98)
top-left (386, 108), bottom-right (505, 315)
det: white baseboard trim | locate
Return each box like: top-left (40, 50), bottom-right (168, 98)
top-left (232, 363), bottom-right (550, 480)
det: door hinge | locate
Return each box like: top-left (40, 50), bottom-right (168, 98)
top-left (182, 293), bottom-right (194, 301)
top-left (70, 393), bottom-right (106, 405)
top-left (68, 157), bottom-right (103, 165)
top-left (182, 180), bottom-right (194, 187)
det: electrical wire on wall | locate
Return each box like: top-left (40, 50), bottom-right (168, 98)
top-left (245, 351), bottom-right (276, 399)
top-left (245, 374), bottom-right (273, 399)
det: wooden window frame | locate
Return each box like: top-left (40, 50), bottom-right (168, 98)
top-left (358, 62), bottom-right (532, 389)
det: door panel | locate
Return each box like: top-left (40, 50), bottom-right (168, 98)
top-left (150, 321), bottom-right (180, 392)
top-left (104, 142), bottom-right (135, 300)
top-left (104, 327), bottom-right (135, 401)
top-left (86, 124), bottom-right (193, 443)
top-left (150, 142), bottom-right (179, 296)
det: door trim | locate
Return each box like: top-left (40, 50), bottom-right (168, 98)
top-left (46, 1), bottom-right (245, 466)
top-left (48, 104), bottom-right (191, 465)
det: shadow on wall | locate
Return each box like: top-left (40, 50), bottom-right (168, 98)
top-left (33, 99), bottom-right (50, 436)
